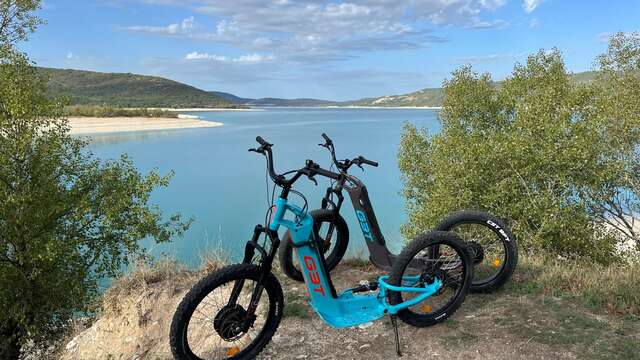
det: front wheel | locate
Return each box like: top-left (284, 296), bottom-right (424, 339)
top-left (170, 264), bottom-right (284, 359)
top-left (388, 231), bottom-right (472, 327)
top-left (435, 211), bottom-right (518, 293)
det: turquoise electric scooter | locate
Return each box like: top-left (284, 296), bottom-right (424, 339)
top-left (170, 136), bottom-right (473, 359)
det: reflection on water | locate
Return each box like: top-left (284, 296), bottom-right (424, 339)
top-left (88, 107), bottom-right (442, 268)
top-left (79, 128), bottom-right (216, 146)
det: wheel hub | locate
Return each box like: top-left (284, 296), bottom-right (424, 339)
top-left (466, 241), bottom-right (485, 265)
top-left (213, 304), bottom-right (250, 341)
top-left (420, 267), bottom-right (450, 293)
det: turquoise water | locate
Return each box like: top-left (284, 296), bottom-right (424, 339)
top-left (88, 108), bottom-right (441, 267)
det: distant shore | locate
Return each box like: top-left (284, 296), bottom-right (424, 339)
top-left (158, 108), bottom-right (264, 112)
top-left (323, 105), bottom-right (443, 110)
top-left (68, 117), bottom-right (223, 135)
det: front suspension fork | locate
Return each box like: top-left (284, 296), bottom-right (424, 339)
top-left (228, 225), bottom-right (280, 319)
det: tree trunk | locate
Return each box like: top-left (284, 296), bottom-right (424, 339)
top-left (0, 321), bottom-right (21, 360)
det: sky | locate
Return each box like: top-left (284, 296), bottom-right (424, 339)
top-left (23, 0), bottom-right (639, 101)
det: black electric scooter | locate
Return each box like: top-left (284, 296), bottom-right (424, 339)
top-left (279, 133), bottom-right (518, 293)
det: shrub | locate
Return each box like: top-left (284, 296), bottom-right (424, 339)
top-left (398, 33), bottom-right (640, 262)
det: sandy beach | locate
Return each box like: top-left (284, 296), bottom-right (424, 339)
top-left (68, 117), bottom-right (223, 135)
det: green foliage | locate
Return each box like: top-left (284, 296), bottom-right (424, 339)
top-left (38, 67), bottom-right (240, 108)
top-left (0, 52), bottom-right (191, 358)
top-left (0, 0), bottom-right (44, 54)
top-left (399, 34), bottom-right (640, 262)
top-left (64, 105), bottom-right (178, 118)
top-left (0, 4), bottom-right (191, 357)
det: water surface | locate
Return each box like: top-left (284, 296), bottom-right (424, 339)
top-left (89, 108), bottom-right (441, 267)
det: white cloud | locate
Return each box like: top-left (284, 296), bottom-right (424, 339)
top-left (124, 1), bottom-right (509, 64)
top-left (523, 0), bottom-right (546, 13)
top-left (184, 52), bottom-right (228, 61)
top-left (458, 51), bottom-right (528, 63)
top-left (325, 3), bottom-right (371, 17)
top-left (184, 52), bottom-right (275, 63)
top-left (596, 32), bottom-right (611, 43)
top-left (125, 16), bottom-right (196, 35)
top-left (66, 52), bottom-right (79, 60)
top-left (529, 18), bottom-right (540, 28)
top-left (479, 0), bottom-right (508, 10)
top-left (468, 19), bottom-right (509, 29)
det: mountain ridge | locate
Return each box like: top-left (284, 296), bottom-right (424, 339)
top-left (40, 67), bottom-right (237, 108)
top-left (41, 67), bottom-right (601, 109)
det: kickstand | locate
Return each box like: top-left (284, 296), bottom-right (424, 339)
top-left (390, 314), bottom-right (402, 357)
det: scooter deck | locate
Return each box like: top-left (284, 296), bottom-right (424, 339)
top-left (312, 291), bottom-right (386, 328)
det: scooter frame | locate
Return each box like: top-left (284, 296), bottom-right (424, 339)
top-left (266, 196), bottom-right (441, 328)
top-left (321, 172), bottom-right (401, 271)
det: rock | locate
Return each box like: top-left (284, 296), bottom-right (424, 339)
top-left (65, 338), bottom-right (78, 351)
top-left (359, 344), bottom-right (371, 351)
top-left (358, 322), bottom-right (374, 329)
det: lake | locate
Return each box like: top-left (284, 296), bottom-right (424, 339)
top-left (89, 108), bottom-right (442, 267)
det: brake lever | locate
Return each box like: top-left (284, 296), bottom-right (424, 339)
top-left (356, 163), bottom-right (364, 171)
top-left (308, 175), bottom-right (318, 186)
top-left (249, 147), bottom-right (265, 154)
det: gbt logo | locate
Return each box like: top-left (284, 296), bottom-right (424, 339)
top-left (303, 255), bottom-right (326, 297)
top-left (356, 210), bottom-right (373, 242)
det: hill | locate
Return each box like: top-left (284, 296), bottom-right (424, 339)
top-left (246, 97), bottom-right (335, 107)
top-left (208, 91), bottom-right (254, 104)
top-left (341, 87), bottom-right (443, 107)
top-left (40, 68), bottom-right (236, 108)
top-left (342, 71), bottom-right (602, 108)
top-left (208, 92), bottom-right (335, 107)
top-left (39, 67), bottom-right (603, 109)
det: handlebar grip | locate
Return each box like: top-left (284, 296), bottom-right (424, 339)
top-left (352, 155), bottom-right (378, 167)
top-left (361, 157), bottom-right (378, 167)
top-left (321, 133), bottom-right (332, 144)
top-left (256, 136), bottom-right (269, 147)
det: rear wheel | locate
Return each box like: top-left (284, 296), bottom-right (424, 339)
top-left (435, 211), bottom-right (518, 293)
top-left (170, 264), bottom-right (283, 359)
top-left (388, 231), bottom-right (472, 327)
top-left (278, 209), bottom-right (349, 282)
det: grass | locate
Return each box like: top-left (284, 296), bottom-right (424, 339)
top-left (283, 289), bottom-right (311, 319)
top-left (341, 256), bottom-right (377, 272)
top-left (506, 252), bottom-right (640, 316)
top-left (481, 292), bottom-right (640, 360)
top-left (64, 105), bottom-right (178, 118)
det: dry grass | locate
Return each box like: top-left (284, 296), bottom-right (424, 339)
top-left (101, 258), bottom-right (191, 316)
top-left (198, 247), bottom-right (230, 273)
top-left (509, 253), bottom-right (640, 316)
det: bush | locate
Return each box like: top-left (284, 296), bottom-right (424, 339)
top-left (398, 33), bottom-right (640, 263)
top-left (64, 105), bottom-right (178, 118)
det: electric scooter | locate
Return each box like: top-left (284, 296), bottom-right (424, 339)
top-left (278, 133), bottom-right (518, 293)
top-left (170, 136), bottom-right (474, 359)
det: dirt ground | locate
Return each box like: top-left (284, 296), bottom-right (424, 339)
top-left (60, 263), bottom-right (640, 360)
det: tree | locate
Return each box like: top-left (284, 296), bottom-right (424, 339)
top-left (398, 34), bottom-right (640, 262)
top-left (0, 0), bottom-right (43, 55)
top-left (0, 2), bottom-right (190, 358)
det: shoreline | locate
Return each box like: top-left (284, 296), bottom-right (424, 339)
top-left (150, 106), bottom-right (441, 111)
top-left (68, 117), bottom-right (223, 135)
top-left (158, 108), bottom-right (264, 112)
top-left (323, 105), bottom-right (442, 110)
